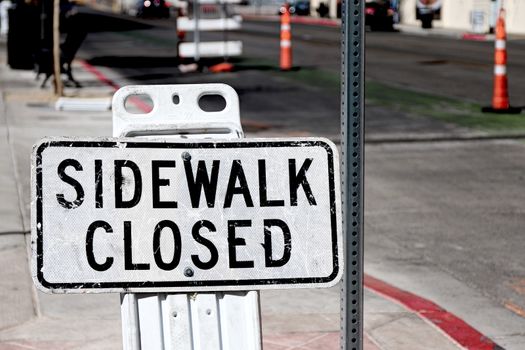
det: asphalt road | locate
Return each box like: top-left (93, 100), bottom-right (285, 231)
top-left (72, 9), bottom-right (525, 348)
top-left (237, 19), bottom-right (525, 106)
top-left (78, 11), bottom-right (525, 105)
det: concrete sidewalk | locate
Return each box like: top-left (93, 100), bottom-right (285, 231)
top-left (0, 44), bottom-right (492, 350)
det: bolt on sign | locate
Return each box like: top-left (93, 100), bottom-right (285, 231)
top-left (31, 137), bottom-right (342, 293)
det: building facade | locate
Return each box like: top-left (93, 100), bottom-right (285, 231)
top-left (306, 0), bottom-right (524, 35)
top-left (399, 0), bottom-right (525, 34)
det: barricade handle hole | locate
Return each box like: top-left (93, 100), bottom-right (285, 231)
top-left (198, 94), bottom-right (226, 112)
top-left (124, 94), bottom-right (153, 114)
top-left (172, 94), bottom-right (180, 105)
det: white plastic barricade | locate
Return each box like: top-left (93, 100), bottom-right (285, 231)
top-left (177, 0), bottom-right (242, 60)
top-left (179, 41), bottom-right (243, 58)
top-left (177, 16), bottom-right (242, 31)
top-left (113, 84), bottom-right (261, 350)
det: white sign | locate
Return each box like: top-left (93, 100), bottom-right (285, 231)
top-left (177, 17), bottom-right (242, 32)
top-left (178, 41), bottom-right (243, 58)
top-left (32, 137), bottom-right (342, 293)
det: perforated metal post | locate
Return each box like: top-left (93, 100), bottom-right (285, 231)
top-left (193, 0), bottom-right (200, 61)
top-left (340, 0), bottom-right (364, 349)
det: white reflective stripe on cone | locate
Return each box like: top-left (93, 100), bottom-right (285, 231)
top-left (495, 39), bottom-right (506, 50)
top-left (281, 24), bottom-right (291, 31)
top-left (494, 64), bottom-right (507, 76)
top-left (280, 40), bottom-right (291, 48)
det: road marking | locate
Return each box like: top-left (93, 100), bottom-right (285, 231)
top-left (364, 274), bottom-right (500, 350)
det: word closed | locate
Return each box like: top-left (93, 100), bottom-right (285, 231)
top-left (32, 138), bottom-right (342, 293)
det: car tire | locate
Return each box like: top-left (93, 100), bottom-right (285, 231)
top-left (421, 13), bottom-right (433, 29)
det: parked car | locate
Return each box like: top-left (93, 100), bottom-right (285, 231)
top-left (365, 0), bottom-right (394, 31)
top-left (279, 1), bottom-right (310, 16)
top-left (292, 1), bottom-right (310, 16)
top-left (136, 0), bottom-right (170, 18)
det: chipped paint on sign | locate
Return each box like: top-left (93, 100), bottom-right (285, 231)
top-left (31, 137), bottom-right (342, 293)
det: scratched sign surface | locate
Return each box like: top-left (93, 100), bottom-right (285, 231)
top-left (31, 137), bottom-right (342, 293)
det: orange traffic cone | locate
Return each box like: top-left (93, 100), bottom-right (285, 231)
top-left (482, 9), bottom-right (521, 114)
top-left (280, 3), bottom-right (292, 71)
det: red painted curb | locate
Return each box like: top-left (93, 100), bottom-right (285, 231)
top-left (242, 14), bottom-right (340, 28)
top-left (77, 59), bottom-right (269, 125)
top-left (462, 33), bottom-right (490, 41)
top-left (364, 274), bottom-right (499, 350)
top-left (78, 59), bottom-right (120, 91)
top-left (77, 59), bottom-right (152, 113)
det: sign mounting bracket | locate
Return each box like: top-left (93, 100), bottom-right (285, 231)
top-left (113, 84), bottom-right (260, 350)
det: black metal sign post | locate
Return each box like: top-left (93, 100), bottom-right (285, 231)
top-left (340, 0), bottom-right (364, 349)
